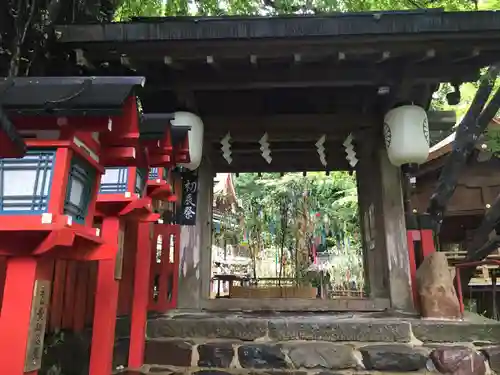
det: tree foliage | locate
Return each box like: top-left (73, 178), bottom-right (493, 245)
top-left (114, 0), bottom-right (497, 20)
top-left (233, 172), bottom-right (362, 284)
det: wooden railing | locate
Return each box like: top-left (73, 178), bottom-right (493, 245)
top-left (444, 250), bottom-right (500, 285)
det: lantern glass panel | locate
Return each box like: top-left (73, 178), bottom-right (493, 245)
top-left (64, 157), bottom-right (95, 224)
top-left (0, 149), bottom-right (55, 213)
top-left (69, 178), bottom-right (84, 206)
top-left (135, 168), bottom-right (147, 196)
top-left (149, 168), bottom-right (159, 180)
top-left (100, 168), bottom-right (128, 194)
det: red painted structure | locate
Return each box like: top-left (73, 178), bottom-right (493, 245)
top-left (406, 217), bottom-right (436, 308)
top-left (149, 224), bottom-right (181, 313)
top-left (0, 77), bottom-right (189, 375)
top-left (0, 76), bottom-right (148, 375)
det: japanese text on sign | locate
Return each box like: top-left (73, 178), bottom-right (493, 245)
top-left (180, 172), bottom-right (199, 225)
top-left (24, 280), bottom-right (51, 372)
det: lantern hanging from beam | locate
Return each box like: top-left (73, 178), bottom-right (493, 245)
top-left (171, 112), bottom-right (204, 170)
top-left (383, 104), bottom-right (430, 166)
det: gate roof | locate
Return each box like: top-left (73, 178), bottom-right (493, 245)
top-left (52, 10), bottom-right (500, 172)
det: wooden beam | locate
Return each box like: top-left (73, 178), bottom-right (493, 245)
top-left (143, 63), bottom-right (482, 91)
top-left (175, 89), bottom-right (198, 113)
top-left (54, 12), bottom-right (500, 46)
top-left (69, 41), bottom-right (498, 69)
top-left (215, 140), bottom-right (343, 153)
top-left (204, 113), bottom-right (376, 138)
top-left (210, 151), bottom-right (349, 172)
top-left (164, 55), bottom-right (183, 69)
top-left (207, 129), bottom-right (348, 142)
top-left (211, 163), bottom-right (349, 173)
top-left (204, 112), bottom-right (454, 142)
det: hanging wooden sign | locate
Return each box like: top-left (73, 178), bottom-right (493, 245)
top-left (115, 224), bottom-right (125, 280)
top-left (24, 280), bottom-right (51, 372)
top-left (179, 171), bottom-right (199, 226)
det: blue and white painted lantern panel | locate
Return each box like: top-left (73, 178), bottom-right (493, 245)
top-left (149, 167), bottom-right (159, 180)
top-left (99, 168), bottom-right (128, 194)
top-left (0, 150), bottom-right (55, 214)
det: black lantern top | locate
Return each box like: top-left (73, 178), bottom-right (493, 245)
top-left (140, 113), bottom-right (191, 147)
top-left (0, 76), bottom-right (145, 117)
top-left (0, 105), bottom-right (25, 157)
top-left (171, 126), bottom-right (191, 148)
top-left (139, 113), bottom-right (175, 140)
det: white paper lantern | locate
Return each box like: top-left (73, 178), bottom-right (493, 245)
top-left (383, 105), bottom-right (430, 166)
top-left (171, 111), bottom-right (204, 170)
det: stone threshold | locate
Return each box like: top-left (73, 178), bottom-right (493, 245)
top-left (147, 311), bottom-right (500, 343)
top-left (143, 367), bottom-right (433, 375)
top-left (201, 298), bottom-right (390, 312)
top-left (119, 368), bottom-right (433, 375)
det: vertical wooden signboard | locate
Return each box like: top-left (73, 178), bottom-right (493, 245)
top-left (179, 171), bottom-right (199, 226)
top-left (24, 280), bottom-right (51, 372)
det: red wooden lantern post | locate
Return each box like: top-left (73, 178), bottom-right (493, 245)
top-left (90, 107), bottom-right (172, 375)
top-left (146, 121), bottom-right (191, 315)
top-left (125, 114), bottom-right (190, 370)
top-left (93, 172), bottom-right (159, 375)
top-left (0, 76), bottom-right (144, 375)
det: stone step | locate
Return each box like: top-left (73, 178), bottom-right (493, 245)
top-left (145, 312), bottom-right (500, 375)
top-left (142, 339), bottom-right (500, 375)
top-left (146, 311), bottom-right (500, 344)
top-left (128, 368), bottom-right (431, 375)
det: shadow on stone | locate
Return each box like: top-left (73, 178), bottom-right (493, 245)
top-left (360, 344), bottom-right (428, 371)
top-left (198, 342), bottom-right (235, 367)
top-left (238, 344), bottom-right (288, 369)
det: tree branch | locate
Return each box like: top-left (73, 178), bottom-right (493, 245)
top-left (8, 0), bottom-right (24, 76)
top-left (427, 65), bottom-right (500, 231)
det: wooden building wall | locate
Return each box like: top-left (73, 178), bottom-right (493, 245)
top-left (413, 158), bottom-right (500, 216)
top-left (411, 156), bottom-right (500, 243)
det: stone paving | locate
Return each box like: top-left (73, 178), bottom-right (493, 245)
top-left (140, 311), bottom-right (500, 375)
top-left (146, 310), bottom-right (500, 343)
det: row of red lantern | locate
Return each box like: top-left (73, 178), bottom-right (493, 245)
top-left (0, 76), bottom-right (202, 375)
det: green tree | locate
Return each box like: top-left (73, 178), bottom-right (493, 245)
top-left (234, 172), bottom-right (361, 285)
top-left (113, 0), bottom-right (496, 20)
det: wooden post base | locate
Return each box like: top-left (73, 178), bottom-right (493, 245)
top-left (89, 217), bottom-right (120, 375)
top-left (0, 257), bottom-right (52, 375)
top-left (128, 222), bottom-right (152, 369)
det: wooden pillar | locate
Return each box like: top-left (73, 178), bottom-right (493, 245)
top-left (357, 132), bottom-right (414, 312)
top-left (357, 135), bottom-right (388, 299)
top-left (200, 165), bottom-right (214, 300)
top-left (89, 216), bottom-right (121, 375)
top-left (377, 149), bottom-right (414, 312)
top-left (128, 221), bottom-right (152, 369)
top-left (0, 257), bottom-right (52, 375)
top-left (177, 159), bottom-right (213, 308)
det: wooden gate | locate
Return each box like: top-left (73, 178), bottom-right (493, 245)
top-left (149, 224), bottom-right (180, 312)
